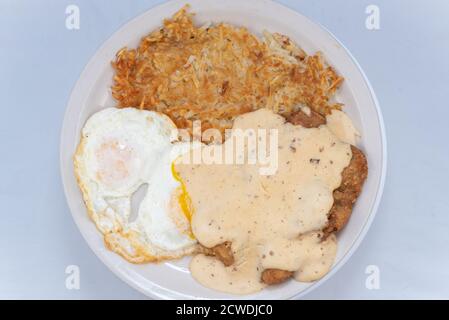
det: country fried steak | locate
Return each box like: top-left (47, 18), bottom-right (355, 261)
top-left (261, 269), bottom-right (294, 285)
top-left (210, 241), bottom-right (234, 266)
top-left (322, 146), bottom-right (367, 236)
top-left (205, 109), bottom-right (368, 285)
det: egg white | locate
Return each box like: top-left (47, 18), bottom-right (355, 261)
top-left (74, 107), bottom-right (198, 263)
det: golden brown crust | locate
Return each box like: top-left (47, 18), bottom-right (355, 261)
top-left (204, 242), bottom-right (235, 266)
top-left (322, 146), bottom-right (368, 235)
top-left (212, 242), bottom-right (235, 266)
top-left (261, 269), bottom-right (293, 285)
top-left (286, 108), bottom-right (326, 128)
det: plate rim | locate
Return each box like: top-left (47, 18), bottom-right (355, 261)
top-left (60, 0), bottom-right (387, 300)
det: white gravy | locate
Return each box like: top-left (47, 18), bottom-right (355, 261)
top-left (326, 109), bottom-right (360, 145)
top-left (176, 109), bottom-right (352, 294)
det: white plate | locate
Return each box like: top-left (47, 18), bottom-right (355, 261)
top-left (60, 0), bottom-right (386, 299)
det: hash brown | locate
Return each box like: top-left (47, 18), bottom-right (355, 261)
top-left (112, 5), bottom-right (343, 137)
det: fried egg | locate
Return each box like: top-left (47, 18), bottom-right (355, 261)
top-left (74, 107), bottom-right (198, 263)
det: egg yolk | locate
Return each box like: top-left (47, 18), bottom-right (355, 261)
top-left (171, 162), bottom-right (195, 238)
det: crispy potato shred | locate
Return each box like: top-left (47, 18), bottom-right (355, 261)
top-left (112, 5), bottom-right (343, 135)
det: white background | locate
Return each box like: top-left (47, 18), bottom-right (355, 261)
top-left (1, 0), bottom-right (448, 299)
